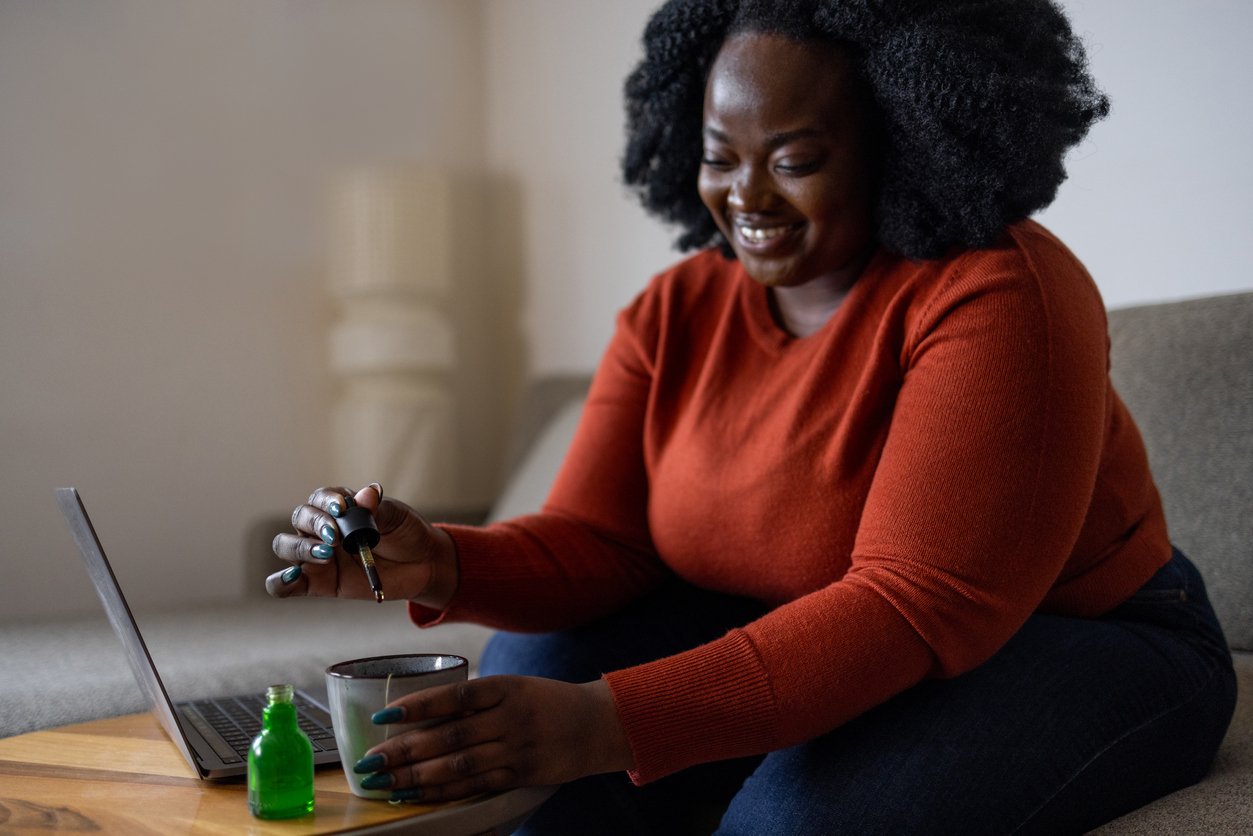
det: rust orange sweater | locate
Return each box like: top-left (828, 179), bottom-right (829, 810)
top-left (414, 220), bottom-right (1171, 783)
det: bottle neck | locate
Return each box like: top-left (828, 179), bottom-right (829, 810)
top-left (263, 700), bottom-right (298, 730)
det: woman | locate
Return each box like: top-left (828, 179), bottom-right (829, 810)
top-left (269, 1), bottom-right (1236, 832)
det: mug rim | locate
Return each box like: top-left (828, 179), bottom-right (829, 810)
top-left (325, 652), bottom-right (468, 680)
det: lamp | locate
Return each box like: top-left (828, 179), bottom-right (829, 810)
top-left (326, 165), bottom-right (457, 507)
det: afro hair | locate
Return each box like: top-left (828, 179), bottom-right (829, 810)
top-left (622, 0), bottom-right (1110, 260)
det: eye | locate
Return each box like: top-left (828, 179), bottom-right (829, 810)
top-left (774, 157), bottom-right (820, 176)
top-left (700, 153), bottom-right (733, 171)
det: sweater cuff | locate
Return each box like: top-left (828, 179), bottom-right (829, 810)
top-left (603, 628), bottom-right (778, 784)
top-left (407, 600), bottom-right (446, 627)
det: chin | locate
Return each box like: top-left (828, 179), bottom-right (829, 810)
top-left (729, 241), bottom-right (813, 289)
top-left (739, 260), bottom-right (803, 288)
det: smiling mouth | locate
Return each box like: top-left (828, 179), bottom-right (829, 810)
top-left (733, 220), bottom-right (803, 249)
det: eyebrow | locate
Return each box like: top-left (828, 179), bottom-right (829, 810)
top-left (703, 126), bottom-right (824, 147)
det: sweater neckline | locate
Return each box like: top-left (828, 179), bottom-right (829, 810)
top-left (738, 250), bottom-right (883, 354)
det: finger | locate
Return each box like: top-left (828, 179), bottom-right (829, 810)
top-left (406, 767), bottom-right (518, 803)
top-left (376, 710), bottom-right (504, 770)
top-left (358, 685), bottom-right (508, 776)
top-left (264, 564), bottom-right (309, 598)
top-left (381, 679), bottom-right (507, 724)
top-left (391, 742), bottom-right (519, 799)
top-left (308, 485), bottom-right (354, 519)
top-left (271, 532), bottom-right (338, 565)
top-left (289, 502), bottom-right (341, 548)
top-left (353, 482), bottom-right (384, 514)
top-left (369, 494), bottom-right (426, 542)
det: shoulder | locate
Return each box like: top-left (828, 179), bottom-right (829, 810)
top-left (882, 220), bottom-right (1105, 338)
top-left (599, 248), bottom-right (743, 375)
top-left (923, 221), bottom-right (1099, 300)
top-left (997, 220), bottom-right (1102, 300)
top-left (633, 247), bottom-right (739, 305)
top-left (618, 247), bottom-right (742, 334)
top-left (846, 221), bottom-right (1109, 380)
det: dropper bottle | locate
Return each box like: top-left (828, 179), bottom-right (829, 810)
top-left (247, 684), bottom-right (315, 819)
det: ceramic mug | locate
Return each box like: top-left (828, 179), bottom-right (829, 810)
top-left (325, 653), bottom-right (469, 799)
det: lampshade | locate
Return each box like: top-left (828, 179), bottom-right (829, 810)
top-left (328, 166), bottom-right (451, 298)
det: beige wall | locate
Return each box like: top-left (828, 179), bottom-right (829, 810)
top-left (4, 0), bottom-right (1251, 621)
top-left (481, 0), bottom-right (675, 377)
top-left (1034, 0), bottom-right (1253, 302)
top-left (1, 1), bottom-right (493, 619)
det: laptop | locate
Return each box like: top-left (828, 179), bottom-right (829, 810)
top-left (55, 486), bottom-right (341, 780)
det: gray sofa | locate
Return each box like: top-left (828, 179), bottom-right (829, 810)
top-left (1, 291), bottom-right (1248, 833)
top-left (1092, 291), bottom-right (1251, 832)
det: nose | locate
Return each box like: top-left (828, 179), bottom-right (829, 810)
top-left (727, 163), bottom-right (774, 213)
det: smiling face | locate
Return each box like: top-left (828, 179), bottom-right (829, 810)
top-left (698, 32), bottom-right (879, 291)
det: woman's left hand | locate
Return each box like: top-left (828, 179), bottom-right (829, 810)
top-left (353, 676), bottom-right (635, 802)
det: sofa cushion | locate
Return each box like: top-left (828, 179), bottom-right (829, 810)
top-left (1107, 292), bottom-right (1253, 650)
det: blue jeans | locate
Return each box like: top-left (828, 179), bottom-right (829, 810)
top-left (481, 549), bottom-right (1236, 835)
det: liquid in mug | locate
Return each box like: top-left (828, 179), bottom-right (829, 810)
top-left (247, 683), bottom-right (315, 819)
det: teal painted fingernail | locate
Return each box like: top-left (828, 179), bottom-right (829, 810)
top-left (311, 544), bottom-right (334, 560)
top-left (281, 565), bottom-right (301, 584)
top-left (328, 500), bottom-right (343, 518)
top-left (391, 788), bottom-right (423, 802)
top-left (353, 753), bottom-right (385, 774)
top-left (360, 773), bottom-right (393, 790)
top-left (372, 707), bottom-right (404, 725)
top-left (320, 524), bottom-right (336, 545)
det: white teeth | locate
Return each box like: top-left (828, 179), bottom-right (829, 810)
top-left (736, 224), bottom-right (791, 243)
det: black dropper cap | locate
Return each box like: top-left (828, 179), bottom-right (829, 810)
top-left (336, 502), bottom-right (380, 552)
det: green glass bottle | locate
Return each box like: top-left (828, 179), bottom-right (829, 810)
top-left (247, 684), bottom-right (315, 819)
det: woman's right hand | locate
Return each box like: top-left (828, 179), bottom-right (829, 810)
top-left (266, 484), bottom-right (459, 610)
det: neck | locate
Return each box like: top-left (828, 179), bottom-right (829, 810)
top-left (769, 273), bottom-right (855, 337)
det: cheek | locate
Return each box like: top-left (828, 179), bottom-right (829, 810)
top-left (696, 173), bottom-right (723, 218)
top-left (794, 176), bottom-right (870, 234)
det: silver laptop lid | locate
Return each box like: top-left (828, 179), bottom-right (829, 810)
top-left (54, 486), bottom-right (207, 777)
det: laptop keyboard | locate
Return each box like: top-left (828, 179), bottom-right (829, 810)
top-left (181, 692), bottom-right (337, 765)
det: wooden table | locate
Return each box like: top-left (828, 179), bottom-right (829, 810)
top-left (0, 713), bottom-right (553, 834)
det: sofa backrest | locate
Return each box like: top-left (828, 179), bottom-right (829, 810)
top-left (1108, 291), bottom-right (1253, 651)
top-left (488, 394), bottom-right (587, 525)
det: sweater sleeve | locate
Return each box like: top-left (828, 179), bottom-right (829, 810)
top-left (409, 287), bottom-right (670, 632)
top-left (605, 233), bottom-right (1114, 782)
